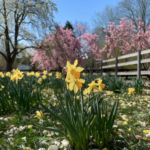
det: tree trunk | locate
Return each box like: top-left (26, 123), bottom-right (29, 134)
top-left (6, 61), bottom-right (14, 72)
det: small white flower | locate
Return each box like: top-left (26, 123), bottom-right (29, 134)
top-left (18, 126), bottom-right (27, 131)
top-left (113, 125), bottom-right (118, 128)
top-left (3, 118), bottom-right (8, 121)
top-left (7, 138), bottom-right (14, 145)
top-left (47, 131), bottom-right (54, 136)
top-left (118, 129), bottom-right (125, 133)
top-left (18, 144), bottom-right (26, 148)
top-left (59, 144), bottom-right (63, 148)
top-left (38, 148), bottom-right (46, 150)
top-left (9, 127), bottom-right (18, 134)
top-left (0, 117), bottom-right (4, 120)
top-left (52, 140), bottom-right (60, 147)
top-left (139, 121), bottom-right (146, 127)
top-left (61, 139), bottom-right (69, 147)
top-left (117, 121), bottom-right (123, 125)
top-left (43, 130), bottom-right (48, 134)
top-left (47, 145), bottom-right (58, 150)
top-left (145, 133), bottom-right (150, 137)
top-left (22, 137), bottom-right (27, 143)
top-left (41, 140), bottom-right (49, 145)
top-left (39, 119), bottom-right (44, 125)
top-left (55, 132), bottom-right (59, 135)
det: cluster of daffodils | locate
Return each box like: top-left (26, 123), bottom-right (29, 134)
top-left (8, 69), bottom-right (24, 84)
top-left (63, 59), bottom-right (105, 94)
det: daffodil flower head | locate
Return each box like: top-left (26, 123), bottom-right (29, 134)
top-left (68, 78), bottom-right (85, 94)
top-left (128, 88), bottom-right (135, 95)
top-left (55, 72), bottom-right (62, 79)
top-left (87, 81), bottom-right (100, 93)
top-left (34, 110), bottom-right (45, 119)
top-left (43, 70), bottom-right (48, 75)
top-left (66, 59), bottom-right (84, 80)
top-left (143, 130), bottom-right (150, 134)
top-left (94, 78), bottom-right (105, 89)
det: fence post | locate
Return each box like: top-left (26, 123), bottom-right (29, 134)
top-left (137, 50), bottom-right (141, 79)
top-left (85, 64), bottom-right (87, 73)
top-left (101, 61), bottom-right (103, 75)
top-left (115, 57), bottom-right (118, 77)
top-left (91, 61), bottom-right (94, 75)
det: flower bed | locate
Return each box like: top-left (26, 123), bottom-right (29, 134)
top-left (0, 60), bottom-right (150, 150)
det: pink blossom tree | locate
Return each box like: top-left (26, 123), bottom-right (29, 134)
top-left (29, 24), bottom-right (100, 72)
top-left (92, 17), bottom-right (150, 78)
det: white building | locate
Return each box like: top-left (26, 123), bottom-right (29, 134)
top-left (17, 64), bottom-right (32, 73)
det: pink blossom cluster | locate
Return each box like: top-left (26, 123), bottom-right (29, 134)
top-left (92, 18), bottom-right (150, 61)
top-left (29, 24), bottom-right (100, 71)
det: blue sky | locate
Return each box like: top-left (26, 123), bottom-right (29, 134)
top-left (22, 0), bottom-right (120, 57)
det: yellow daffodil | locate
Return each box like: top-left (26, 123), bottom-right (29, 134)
top-left (76, 96), bottom-right (80, 99)
top-left (34, 110), bottom-right (45, 119)
top-left (122, 121), bottom-right (128, 125)
top-left (82, 73), bottom-right (86, 76)
top-left (87, 81), bottom-right (100, 93)
top-left (26, 72), bottom-right (32, 76)
top-left (128, 128), bottom-right (131, 132)
top-left (94, 78), bottom-right (105, 90)
top-left (128, 88), bottom-right (135, 95)
top-left (35, 72), bottom-right (40, 78)
top-left (0, 72), bottom-right (4, 78)
top-left (143, 130), bottom-right (150, 134)
top-left (83, 88), bottom-right (90, 95)
top-left (15, 71), bottom-right (24, 80)
top-left (12, 68), bottom-right (20, 74)
top-left (23, 147), bottom-right (31, 150)
top-left (33, 88), bottom-right (38, 92)
top-left (37, 78), bottom-right (42, 84)
top-left (106, 91), bottom-right (113, 95)
top-left (48, 73), bottom-right (52, 76)
top-left (65, 77), bottom-right (85, 94)
top-left (10, 74), bottom-right (19, 84)
top-left (66, 59), bottom-right (84, 81)
top-left (43, 70), bottom-right (48, 75)
top-left (42, 75), bottom-right (47, 79)
top-left (55, 72), bottom-right (61, 79)
top-left (28, 125), bottom-right (33, 129)
top-left (1, 85), bottom-right (4, 88)
top-left (6, 72), bottom-right (11, 77)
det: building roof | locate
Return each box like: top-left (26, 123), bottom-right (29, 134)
top-left (17, 64), bottom-right (32, 70)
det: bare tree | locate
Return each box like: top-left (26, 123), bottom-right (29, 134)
top-left (115, 0), bottom-right (150, 33)
top-left (0, 35), bottom-right (32, 70)
top-left (0, 0), bottom-right (60, 72)
top-left (91, 4), bottom-right (121, 36)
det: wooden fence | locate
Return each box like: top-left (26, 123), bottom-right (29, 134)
top-left (83, 49), bottom-right (150, 79)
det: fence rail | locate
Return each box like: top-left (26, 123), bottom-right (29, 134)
top-left (84, 49), bottom-right (150, 79)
